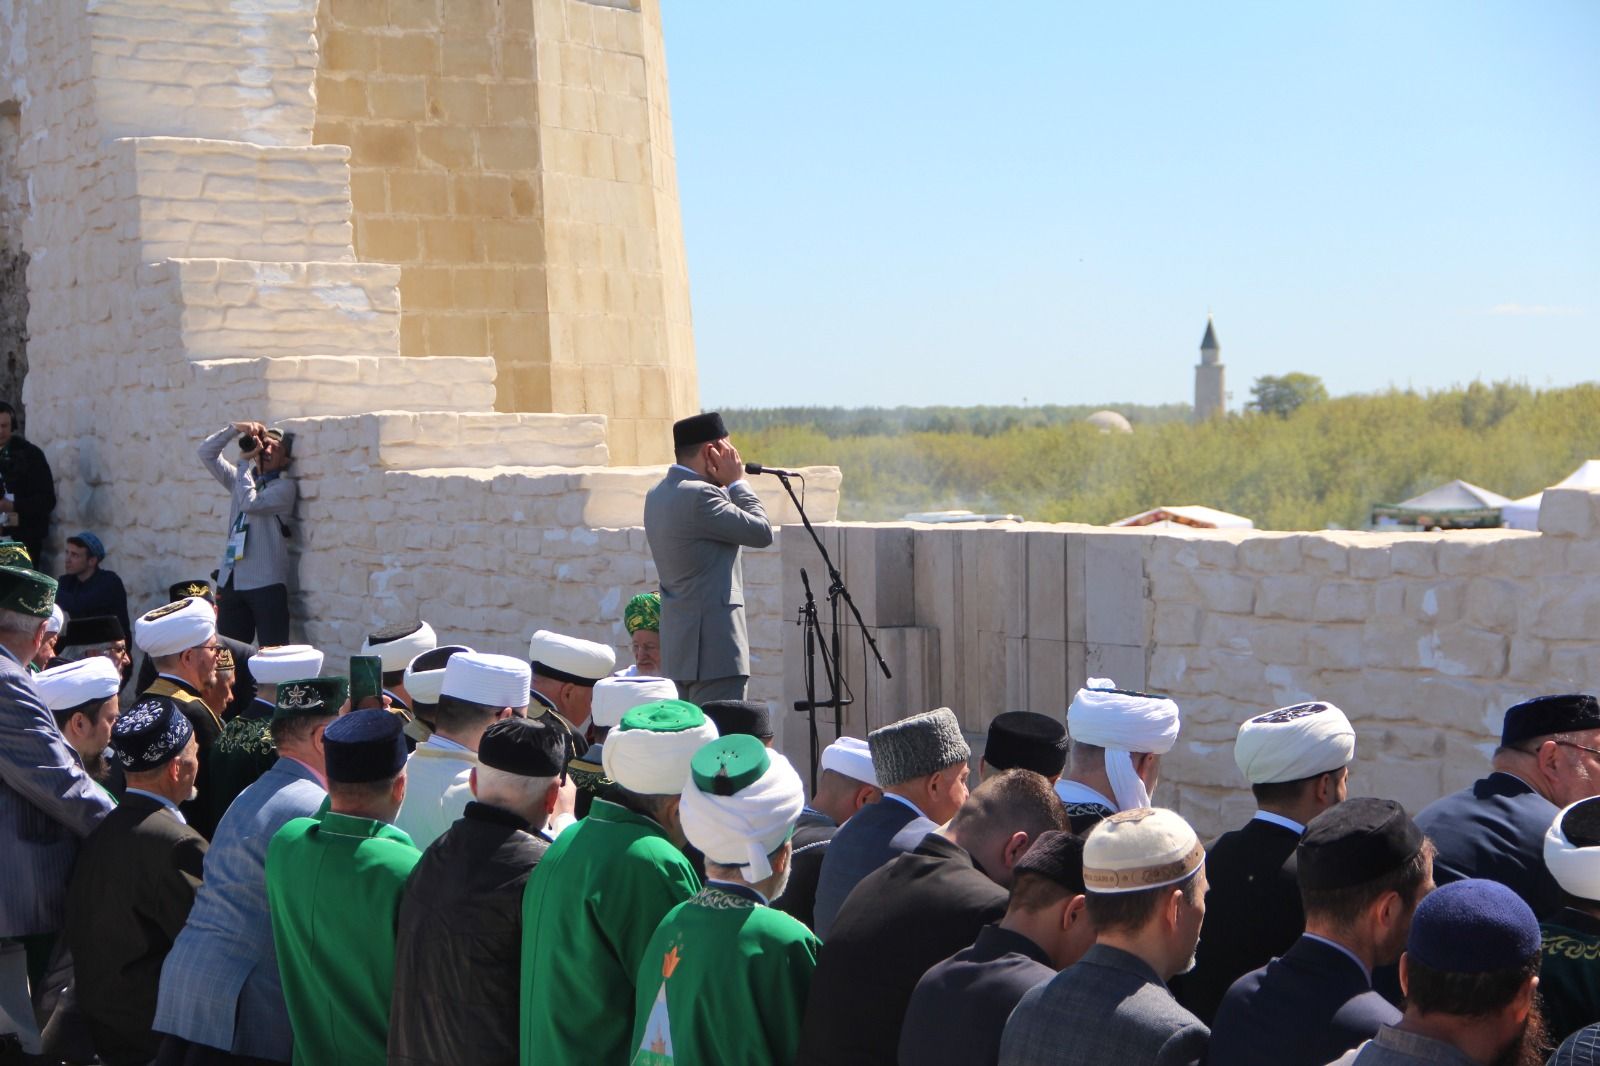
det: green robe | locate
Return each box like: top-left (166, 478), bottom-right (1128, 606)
top-left (1540, 908), bottom-right (1600, 1045)
top-left (266, 810), bottom-right (420, 1066)
top-left (630, 882), bottom-right (820, 1066)
top-left (520, 798), bottom-right (700, 1065)
top-left (207, 700), bottom-right (278, 820)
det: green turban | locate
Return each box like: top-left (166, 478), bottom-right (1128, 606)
top-left (624, 592), bottom-right (661, 635)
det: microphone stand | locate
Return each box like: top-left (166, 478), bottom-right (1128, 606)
top-left (775, 471), bottom-right (892, 791)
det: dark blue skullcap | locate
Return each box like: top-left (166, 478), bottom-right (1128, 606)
top-left (323, 708), bottom-right (407, 784)
top-left (1501, 694), bottom-right (1600, 748)
top-left (1012, 830), bottom-right (1086, 892)
top-left (112, 698), bottom-right (194, 772)
top-left (1407, 879), bottom-right (1540, 974)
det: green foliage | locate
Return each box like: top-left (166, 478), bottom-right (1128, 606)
top-left (1247, 373), bottom-right (1330, 417)
top-left (728, 382), bottom-right (1600, 530)
top-left (722, 403), bottom-right (1191, 438)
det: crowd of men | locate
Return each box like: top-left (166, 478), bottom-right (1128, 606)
top-left (1, 409), bottom-right (1599, 1066)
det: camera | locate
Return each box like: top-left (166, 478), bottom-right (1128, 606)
top-left (238, 433), bottom-right (259, 454)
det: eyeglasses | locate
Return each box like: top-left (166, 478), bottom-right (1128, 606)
top-left (195, 644), bottom-right (225, 655)
top-left (1555, 739), bottom-right (1600, 759)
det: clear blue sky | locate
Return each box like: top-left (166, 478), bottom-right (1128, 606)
top-left (661, 2), bottom-right (1599, 411)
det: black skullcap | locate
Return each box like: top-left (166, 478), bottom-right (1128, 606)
top-left (60, 615), bottom-right (125, 647)
top-left (701, 699), bottom-right (774, 740)
top-left (1561, 797), bottom-right (1600, 849)
top-left (368, 620), bottom-right (426, 643)
top-left (410, 644), bottom-right (468, 673)
top-left (323, 708), bottom-right (407, 784)
top-left (672, 412), bottom-right (729, 451)
top-left (170, 579), bottom-right (215, 604)
top-left (480, 716), bottom-right (569, 778)
top-left (1297, 797), bottom-right (1424, 892)
top-left (1408, 879), bottom-right (1540, 974)
top-left (1013, 830), bottom-right (1086, 893)
top-left (1500, 694), bottom-right (1600, 748)
top-left (112, 698), bottom-right (194, 772)
top-left (985, 711), bottom-right (1067, 778)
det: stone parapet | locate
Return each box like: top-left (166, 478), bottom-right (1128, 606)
top-left (192, 356), bottom-right (498, 417)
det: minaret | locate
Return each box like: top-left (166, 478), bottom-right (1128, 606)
top-left (1194, 315), bottom-right (1225, 421)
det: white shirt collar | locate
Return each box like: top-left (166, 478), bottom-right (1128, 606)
top-left (126, 788), bottom-right (187, 824)
top-left (883, 792), bottom-right (929, 820)
top-left (1054, 778), bottom-right (1115, 810)
top-left (1252, 809), bottom-right (1305, 834)
top-left (1303, 933), bottom-right (1371, 982)
top-left (423, 734), bottom-right (473, 755)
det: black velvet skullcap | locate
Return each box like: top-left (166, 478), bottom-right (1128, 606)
top-left (1500, 694), bottom-right (1600, 748)
top-left (1013, 830), bottom-right (1086, 892)
top-left (323, 708), bottom-right (407, 784)
top-left (701, 700), bottom-right (774, 740)
top-left (672, 412), bottom-right (729, 451)
top-left (60, 614), bottom-right (125, 647)
top-left (479, 716), bottom-right (569, 778)
top-left (1297, 797), bottom-right (1424, 892)
top-left (985, 711), bottom-right (1067, 778)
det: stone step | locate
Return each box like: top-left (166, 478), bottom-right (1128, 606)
top-left (111, 137), bottom-right (353, 262)
top-left (151, 258), bottom-right (400, 359)
top-left (193, 356), bottom-right (497, 418)
top-left (279, 411), bottom-right (612, 473)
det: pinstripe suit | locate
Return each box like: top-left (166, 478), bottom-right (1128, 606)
top-left (0, 643), bottom-right (115, 938)
top-left (999, 944), bottom-right (1210, 1066)
top-left (152, 756), bottom-right (326, 1061)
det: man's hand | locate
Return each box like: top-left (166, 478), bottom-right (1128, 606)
top-left (231, 420), bottom-right (267, 439)
top-left (707, 441), bottom-right (745, 487)
top-left (0, 499), bottom-right (13, 514)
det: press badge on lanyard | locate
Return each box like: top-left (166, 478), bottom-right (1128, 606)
top-left (225, 512), bottom-right (248, 565)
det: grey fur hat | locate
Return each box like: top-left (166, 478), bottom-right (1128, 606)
top-left (869, 708), bottom-right (971, 787)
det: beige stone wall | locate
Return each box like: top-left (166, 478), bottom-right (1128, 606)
top-left (771, 492), bottom-right (1600, 840)
top-left (311, 0), bottom-right (697, 464)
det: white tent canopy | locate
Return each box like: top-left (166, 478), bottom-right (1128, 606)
top-left (1396, 479), bottom-right (1512, 510)
top-left (1502, 460), bottom-right (1600, 531)
top-left (1112, 505), bottom-right (1254, 530)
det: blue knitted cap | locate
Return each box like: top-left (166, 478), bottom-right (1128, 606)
top-left (1407, 879), bottom-right (1540, 974)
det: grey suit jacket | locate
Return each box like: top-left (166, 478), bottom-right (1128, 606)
top-left (199, 425), bottom-right (297, 592)
top-left (643, 466), bottom-right (772, 681)
top-left (153, 755), bottom-right (326, 1060)
top-left (0, 644), bottom-right (115, 937)
top-left (999, 943), bottom-right (1210, 1066)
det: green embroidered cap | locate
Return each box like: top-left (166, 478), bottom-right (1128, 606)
top-left (616, 698), bottom-right (708, 734)
top-left (272, 676), bottom-right (349, 720)
top-left (0, 541), bottom-right (32, 568)
top-left (690, 733), bottom-right (772, 796)
top-left (0, 564), bottom-right (57, 617)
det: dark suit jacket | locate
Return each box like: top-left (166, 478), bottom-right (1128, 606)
top-left (1209, 934), bottom-right (1399, 1066)
top-left (774, 806), bottom-right (837, 931)
top-left (64, 792), bottom-right (207, 1065)
top-left (0, 434), bottom-right (55, 557)
top-left (798, 832), bottom-right (1008, 1066)
top-left (643, 466), bottom-right (772, 681)
top-left (1415, 771), bottom-right (1562, 917)
top-left (898, 924), bottom-right (1055, 1066)
top-left (999, 944), bottom-right (1209, 1066)
top-left (813, 795), bottom-right (936, 937)
top-left (1172, 815), bottom-right (1304, 1023)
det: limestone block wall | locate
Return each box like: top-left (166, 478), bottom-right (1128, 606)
top-left (311, 0), bottom-right (698, 463)
top-left (773, 491), bottom-right (1600, 841)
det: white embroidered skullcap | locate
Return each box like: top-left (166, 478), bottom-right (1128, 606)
top-left (602, 699), bottom-right (719, 796)
top-left (1546, 797), bottom-right (1600, 903)
top-left (1068, 678), bottom-right (1180, 812)
top-left (442, 651), bottom-right (531, 710)
top-left (528, 629), bottom-right (616, 686)
top-left (680, 735), bottom-right (805, 883)
top-left (133, 597), bottom-right (217, 658)
top-left (820, 736), bottom-right (879, 787)
top-left (591, 674), bottom-right (678, 729)
top-left (250, 645), bottom-right (325, 686)
top-left (360, 621), bottom-right (437, 673)
top-left (45, 604), bottom-right (65, 636)
top-left (1234, 701), bottom-right (1355, 785)
top-left (34, 657), bottom-right (122, 711)
top-left (1083, 807), bottom-right (1205, 895)
top-left (403, 645), bottom-right (472, 705)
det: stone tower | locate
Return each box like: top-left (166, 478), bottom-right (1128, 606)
top-left (1194, 315), bottom-right (1225, 421)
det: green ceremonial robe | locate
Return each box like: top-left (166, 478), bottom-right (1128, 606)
top-left (520, 798), bottom-right (701, 1065)
top-left (266, 810), bottom-right (420, 1066)
top-left (630, 881), bottom-right (820, 1066)
top-left (1539, 908), bottom-right (1600, 1045)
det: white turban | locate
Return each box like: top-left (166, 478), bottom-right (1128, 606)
top-left (680, 738), bottom-right (805, 884)
top-left (1234, 701), bottom-right (1355, 785)
top-left (360, 621), bottom-right (437, 673)
top-left (1546, 798), bottom-right (1600, 902)
top-left (529, 629), bottom-right (616, 684)
top-left (1067, 678), bottom-right (1180, 812)
top-left (820, 736), bottom-right (878, 787)
top-left (35, 657), bottom-right (122, 711)
top-left (591, 675), bottom-right (678, 729)
top-left (45, 605), bottom-right (65, 636)
top-left (251, 645), bottom-right (325, 686)
top-left (602, 700), bottom-right (719, 796)
top-left (403, 646), bottom-right (471, 705)
top-left (134, 597), bottom-right (217, 658)
top-left (442, 652), bottom-right (531, 710)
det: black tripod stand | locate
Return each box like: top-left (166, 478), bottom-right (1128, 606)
top-left (773, 471), bottom-right (892, 792)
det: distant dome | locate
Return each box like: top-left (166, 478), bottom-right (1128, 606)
top-left (1085, 410), bottom-right (1133, 435)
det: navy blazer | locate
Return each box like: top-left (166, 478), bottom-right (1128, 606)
top-left (813, 795), bottom-right (936, 938)
top-left (773, 807), bottom-right (838, 931)
top-left (1173, 815), bottom-right (1304, 1024)
top-left (1415, 771), bottom-right (1562, 917)
top-left (1209, 935), bottom-right (1400, 1066)
top-left (0, 643), bottom-right (115, 937)
top-left (899, 924), bottom-right (1055, 1066)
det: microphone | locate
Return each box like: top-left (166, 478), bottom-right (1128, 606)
top-left (744, 462), bottom-right (803, 478)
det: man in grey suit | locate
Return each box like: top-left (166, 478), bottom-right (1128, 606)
top-left (198, 420), bottom-right (297, 646)
top-left (1000, 807), bottom-right (1210, 1066)
top-left (0, 565), bottom-right (115, 1054)
top-left (643, 412), bottom-right (772, 704)
top-left (151, 677), bottom-right (337, 1065)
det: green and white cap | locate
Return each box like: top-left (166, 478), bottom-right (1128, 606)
top-left (681, 733), bottom-right (804, 883)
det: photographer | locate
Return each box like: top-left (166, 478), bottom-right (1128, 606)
top-left (198, 421), bottom-right (297, 644)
